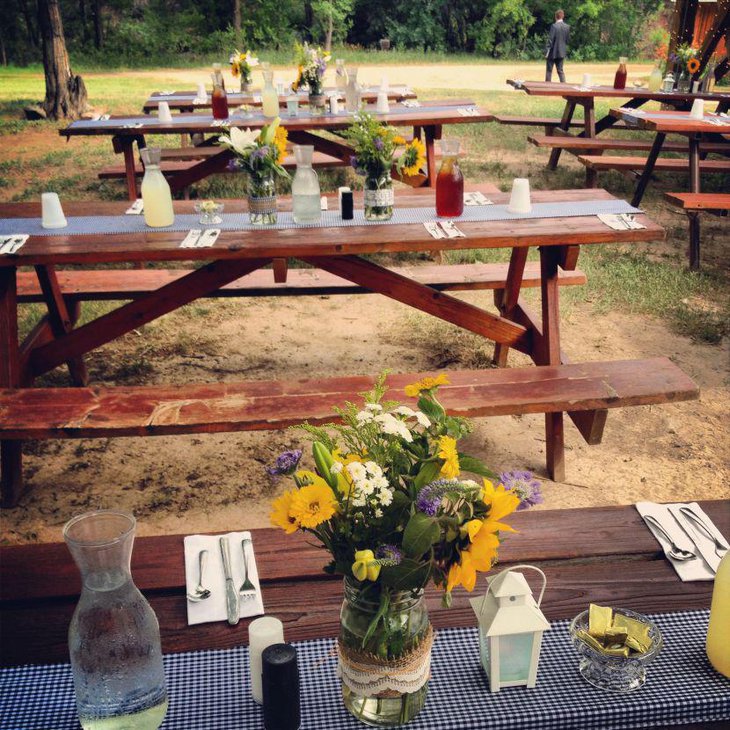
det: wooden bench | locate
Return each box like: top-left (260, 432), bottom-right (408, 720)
top-left (664, 192), bottom-right (730, 270)
top-left (16, 262), bottom-right (587, 304)
top-left (578, 154), bottom-right (730, 187)
top-left (0, 360), bottom-right (698, 505)
top-left (529, 135), bottom-right (730, 154)
top-left (493, 114), bottom-right (585, 134)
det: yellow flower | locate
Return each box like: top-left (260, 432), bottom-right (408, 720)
top-left (404, 373), bottom-right (450, 398)
top-left (289, 476), bottom-right (338, 528)
top-left (352, 549), bottom-right (381, 582)
top-left (482, 479), bottom-right (520, 530)
top-left (400, 138), bottom-right (426, 177)
top-left (231, 65), bottom-right (240, 77)
top-left (393, 135), bottom-right (407, 145)
top-left (687, 58), bottom-right (700, 74)
top-left (438, 436), bottom-right (460, 479)
top-left (274, 126), bottom-right (288, 165)
top-left (270, 489), bottom-right (299, 534)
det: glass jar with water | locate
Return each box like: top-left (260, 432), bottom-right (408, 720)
top-left (140, 147), bottom-right (174, 228)
top-left (291, 145), bottom-right (321, 224)
top-left (64, 510), bottom-right (168, 730)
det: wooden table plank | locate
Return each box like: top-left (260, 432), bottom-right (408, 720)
top-left (609, 108), bottom-right (730, 134)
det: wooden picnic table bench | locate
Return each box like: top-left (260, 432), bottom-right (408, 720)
top-left (0, 187), bottom-right (698, 507)
top-left (61, 100), bottom-right (494, 199)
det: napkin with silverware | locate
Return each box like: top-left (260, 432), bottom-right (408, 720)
top-left (636, 502), bottom-right (727, 581)
top-left (184, 531), bottom-right (264, 625)
top-left (598, 213), bottom-right (646, 231)
top-left (0, 234), bottom-right (28, 255)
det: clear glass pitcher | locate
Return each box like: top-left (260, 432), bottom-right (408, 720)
top-left (64, 511), bottom-right (168, 730)
top-left (262, 68), bottom-right (279, 118)
top-left (140, 147), bottom-right (174, 228)
top-left (292, 145), bottom-right (321, 224)
top-left (436, 139), bottom-right (464, 218)
top-left (345, 67), bottom-right (360, 113)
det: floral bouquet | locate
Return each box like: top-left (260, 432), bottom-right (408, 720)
top-left (675, 43), bottom-right (700, 75)
top-left (268, 373), bottom-right (539, 725)
top-left (291, 42), bottom-right (331, 96)
top-left (344, 111), bottom-right (426, 220)
top-left (229, 49), bottom-right (259, 86)
top-left (217, 118), bottom-right (289, 223)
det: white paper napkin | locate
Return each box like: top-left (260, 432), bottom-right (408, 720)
top-left (666, 502), bottom-right (727, 573)
top-left (636, 502), bottom-right (717, 581)
top-left (0, 235), bottom-right (29, 255)
top-left (184, 530), bottom-right (264, 625)
top-left (597, 213), bottom-right (646, 231)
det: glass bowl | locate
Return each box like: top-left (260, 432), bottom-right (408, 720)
top-left (569, 608), bottom-right (663, 692)
top-left (194, 201), bottom-right (224, 225)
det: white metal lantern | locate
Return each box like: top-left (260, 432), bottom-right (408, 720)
top-left (469, 564), bottom-right (550, 693)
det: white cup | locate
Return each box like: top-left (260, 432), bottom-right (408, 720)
top-left (276, 80), bottom-right (285, 96)
top-left (337, 186), bottom-right (351, 211)
top-left (330, 95), bottom-right (340, 114)
top-left (157, 101), bottom-right (172, 123)
top-left (376, 90), bottom-right (390, 114)
top-left (582, 73), bottom-right (592, 88)
top-left (196, 82), bottom-right (207, 100)
top-left (507, 178), bottom-right (532, 214)
top-left (690, 98), bottom-right (705, 120)
top-left (286, 95), bottom-right (299, 117)
top-left (41, 192), bottom-right (68, 229)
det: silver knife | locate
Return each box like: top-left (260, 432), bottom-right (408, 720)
top-left (219, 536), bottom-right (240, 625)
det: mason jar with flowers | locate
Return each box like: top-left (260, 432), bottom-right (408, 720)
top-left (345, 112), bottom-right (426, 221)
top-left (674, 43), bottom-right (701, 92)
top-left (268, 373), bottom-right (540, 726)
top-left (229, 49), bottom-right (259, 93)
top-left (217, 119), bottom-right (289, 225)
top-left (291, 42), bottom-right (331, 116)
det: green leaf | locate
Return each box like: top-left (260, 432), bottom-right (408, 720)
top-left (402, 512), bottom-right (440, 557)
top-left (458, 454), bottom-right (500, 481)
top-left (380, 559), bottom-right (432, 591)
top-left (417, 394), bottom-right (445, 422)
top-left (413, 460), bottom-right (441, 491)
top-left (362, 591), bottom-right (390, 649)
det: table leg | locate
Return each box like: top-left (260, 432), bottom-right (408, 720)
top-left (122, 140), bottom-right (138, 201)
top-left (584, 98), bottom-right (596, 138)
top-left (547, 100), bottom-right (576, 169)
top-left (688, 212), bottom-right (701, 271)
top-left (492, 247), bottom-right (529, 367)
top-left (688, 134), bottom-right (701, 194)
top-left (424, 125), bottom-right (441, 187)
top-left (631, 132), bottom-right (666, 207)
top-left (539, 246), bottom-right (565, 482)
top-left (0, 267), bottom-right (23, 507)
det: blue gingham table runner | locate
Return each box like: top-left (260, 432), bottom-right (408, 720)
top-left (0, 200), bottom-right (642, 238)
top-left (1, 609), bottom-right (728, 730)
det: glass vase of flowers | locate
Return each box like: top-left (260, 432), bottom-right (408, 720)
top-left (217, 119), bottom-right (290, 225)
top-left (673, 43), bottom-right (700, 92)
top-left (345, 112), bottom-right (426, 221)
top-left (292, 42), bottom-right (331, 116)
top-left (229, 49), bottom-right (259, 93)
top-left (268, 373), bottom-right (538, 726)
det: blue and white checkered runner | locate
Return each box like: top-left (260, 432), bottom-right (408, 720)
top-left (0, 200), bottom-right (642, 238)
top-left (1, 609), bottom-right (728, 729)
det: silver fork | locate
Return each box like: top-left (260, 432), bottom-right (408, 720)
top-left (239, 538), bottom-right (256, 600)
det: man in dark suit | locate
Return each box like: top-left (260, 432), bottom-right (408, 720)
top-left (545, 9), bottom-right (570, 82)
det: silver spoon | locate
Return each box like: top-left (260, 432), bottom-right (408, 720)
top-left (679, 507), bottom-right (728, 558)
top-left (644, 515), bottom-right (696, 561)
top-left (187, 549), bottom-right (211, 602)
top-left (239, 538), bottom-right (256, 598)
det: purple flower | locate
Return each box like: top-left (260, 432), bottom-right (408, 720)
top-left (375, 544), bottom-right (402, 566)
top-left (349, 155), bottom-right (359, 169)
top-left (374, 137), bottom-right (384, 151)
top-left (416, 479), bottom-right (459, 515)
top-left (267, 449), bottom-right (303, 476)
top-left (500, 470), bottom-right (543, 510)
top-left (252, 145), bottom-right (270, 161)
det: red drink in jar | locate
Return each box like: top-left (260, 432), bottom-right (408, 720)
top-left (436, 140), bottom-right (464, 217)
top-left (211, 70), bottom-right (229, 120)
top-left (613, 57), bottom-right (628, 90)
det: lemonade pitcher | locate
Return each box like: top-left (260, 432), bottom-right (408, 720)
top-left (140, 147), bottom-right (174, 228)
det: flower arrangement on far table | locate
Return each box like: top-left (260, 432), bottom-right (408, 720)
top-left (292, 42), bottom-right (331, 114)
top-left (666, 43), bottom-right (700, 91)
top-left (217, 118), bottom-right (289, 224)
top-left (268, 373), bottom-right (539, 726)
top-left (345, 111), bottom-right (426, 221)
top-left (229, 49), bottom-right (259, 92)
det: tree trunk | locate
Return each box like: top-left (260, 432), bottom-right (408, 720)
top-left (38, 0), bottom-right (88, 120)
top-left (325, 11), bottom-right (333, 51)
top-left (20, 0), bottom-right (39, 47)
top-left (0, 30), bottom-right (6, 67)
top-left (93, 0), bottom-right (103, 49)
top-left (233, 0), bottom-right (242, 46)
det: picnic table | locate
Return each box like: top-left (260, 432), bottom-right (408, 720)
top-left (61, 100), bottom-right (494, 199)
top-left (1, 501), bottom-right (728, 729)
top-left (0, 186), bottom-right (698, 507)
top-left (506, 80), bottom-right (730, 171)
top-left (142, 85), bottom-right (416, 113)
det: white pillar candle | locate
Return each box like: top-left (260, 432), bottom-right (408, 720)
top-left (249, 616), bottom-right (284, 704)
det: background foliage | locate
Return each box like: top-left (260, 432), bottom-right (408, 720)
top-left (0, 0), bottom-right (667, 67)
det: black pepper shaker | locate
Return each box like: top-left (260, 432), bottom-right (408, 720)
top-left (341, 190), bottom-right (354, 220)
top-left (262, 643), bottom-right (301, 730)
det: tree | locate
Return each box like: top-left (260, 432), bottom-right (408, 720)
top-left (312, 0), bottom-right (353, 50)
top-left (234, 0), bottom-right (242, 46)
top-left (38, 0), bottom-right (88, 119)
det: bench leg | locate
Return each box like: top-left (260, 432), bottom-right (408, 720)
top-left (493, 247), bottom-right (529, 367)
top-left (688, 212), bottom-right (701, 271)
top-left (545, 412), bottom-right (566, 483)
top-left (585, 167), bottom-right (598, 189)
top-left (631, 132), bottom-right (665, 207)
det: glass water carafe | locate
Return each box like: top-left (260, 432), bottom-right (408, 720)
top-left (345, 67), bottom-right (360, 113)
top-left (262, 69), bottom-right (279, 118)
top-left (292, 145), bottom-right (321, 224)
top-left (436, 139), bottom-right (464, 218)
top-left (64, 511), bottom-right (168, 730)
top-left (140, 147), bottom-right (174, 228)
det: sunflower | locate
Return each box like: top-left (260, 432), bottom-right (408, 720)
top-left (270, 489), bottom-right (299, 534)
top-left (687, 57), bottom-right (700, 74)
top-left (289, 479), bottom-right (338, 528)
top-left (404, 373), bottom-right (450, 397)
top-left (274, 126), bottom-right (288, 165)
top-left (438, 435), bottom-right (460, 479)
top-left (398, 138), bottom-right (427, 177)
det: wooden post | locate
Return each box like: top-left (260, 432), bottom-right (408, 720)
top-left (548, 100), bottom-right (576, 169)
top-left (631, 133), bottom-right (666, 207)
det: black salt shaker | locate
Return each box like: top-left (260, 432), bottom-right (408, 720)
top-left (341, 190), bottom-right (354, 220)
top-left (262, 643), bottom-right (301, 730)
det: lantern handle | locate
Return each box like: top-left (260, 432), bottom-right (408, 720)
top-left (480, 564), bottom-right (548, 619)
